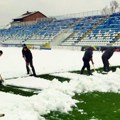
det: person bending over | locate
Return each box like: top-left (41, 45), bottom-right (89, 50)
top-left (102, 47), bottom-right (117, 72)
top-left (80, 46), bottom-right (96, 75)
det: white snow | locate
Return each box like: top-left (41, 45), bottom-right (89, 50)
top-left (0, 46), bottom-right (120, 120)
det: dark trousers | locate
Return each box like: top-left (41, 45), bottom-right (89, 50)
top-left (102, 57), bottom-right (110, 72)
top-left (26, 60), bottom-right (36, 76)
top-left (80, 59), bottom-right (91, 75)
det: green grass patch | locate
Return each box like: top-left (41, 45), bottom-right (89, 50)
top-left (44, 92), bottom-right (120, 120)
top-left (0, 85), bottom-right (37, 96)
top-left (0, 74), bottom-right (70, 96)
top-left (38, 74), bottom-right (70, 82)
top-left (71, 65), bottom-right (120, 75)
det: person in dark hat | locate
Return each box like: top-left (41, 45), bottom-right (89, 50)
top-left (22, 45), bottom-right (37, 76)
top-left (102, 47), bottom-right (117, 72)
top-left (80, 46), bottom-right (96, 75)
top-left (0, 50), bottom-right (4, 85)
top-left (0, 50), bottom-right (3, 56)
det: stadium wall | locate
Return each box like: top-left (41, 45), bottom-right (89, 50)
top-left (52, 46), bottom-right (82, 51)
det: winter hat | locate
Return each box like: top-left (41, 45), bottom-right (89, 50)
top-left (91, 46), bottom-right (96, 50)
top-left (22, 44), bottom-right (27, 48)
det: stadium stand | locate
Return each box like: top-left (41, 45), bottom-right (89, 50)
top-left (0, 10), bottom-right (120, 49)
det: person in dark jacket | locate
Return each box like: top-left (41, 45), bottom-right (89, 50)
top-left (80, 46), bottom-right (96, 75)
top-left (0, 50), bottom-right (3, 56)
top-left (22, 44), bottom-right (37, 76)
top-left (102, 47), bottom-right (117, 72)
top-left (0, 50), bottom-right (4, 85)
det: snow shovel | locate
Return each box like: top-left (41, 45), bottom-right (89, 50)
top-left (92, 64), bottom-right (96, 72)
